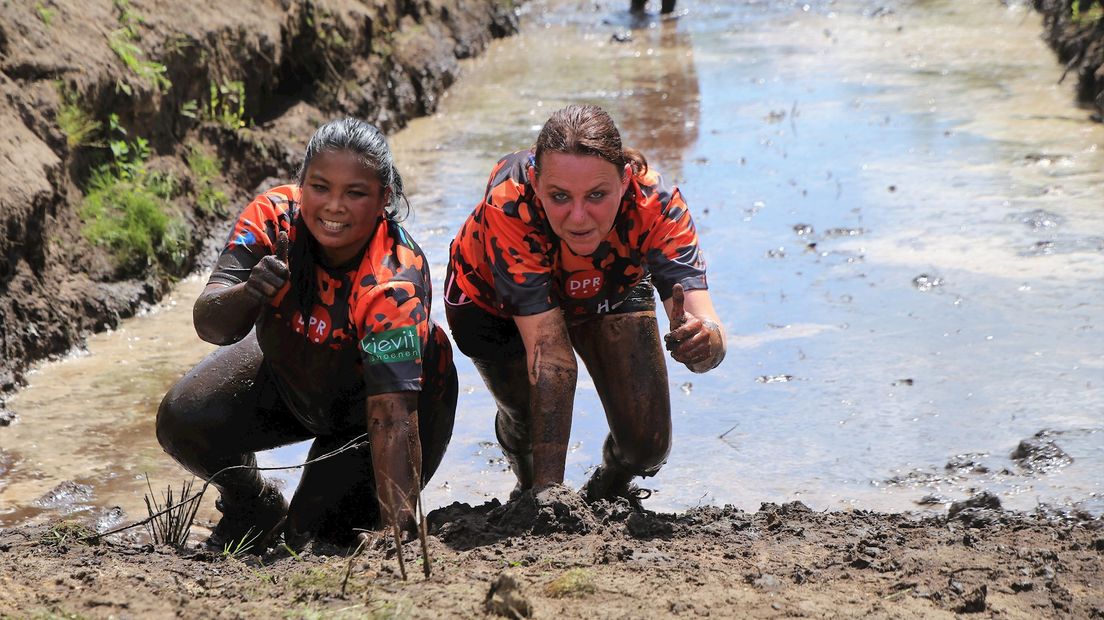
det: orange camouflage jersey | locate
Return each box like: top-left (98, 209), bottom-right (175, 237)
top-left (209, 185), bottom-right (453, 434)
top-left (448, 150), bottom-right (707, 318)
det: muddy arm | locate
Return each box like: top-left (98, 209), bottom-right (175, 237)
top-left (662, 284), bottom-right (727, 373)
top-left (367, 391), bottom-right (422, 535)
top-left (193, 232), bottom-right (290, 345)
top-left (192, 282), bottom-right (270, 345)
top-left (514, 309), bottom-right (578, 488)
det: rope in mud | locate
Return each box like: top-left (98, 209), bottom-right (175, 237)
top-left (80, 433), bottom-right (372, 543)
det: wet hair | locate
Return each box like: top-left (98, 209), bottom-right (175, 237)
top-left (295, 117), bottom-right (409, 218)
top-left (532, 104), bottom-right (648, 179)
top-left (289, 117), bottom-right (410, 321)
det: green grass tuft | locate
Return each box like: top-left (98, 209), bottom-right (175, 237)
top-left (39, 521), bottom-right (99, 547)
top-left (80, 115), bottom-right (189, 275)
top-left (81, 172), bottom-right (171, 272)
top-left (108, 30), bottom-right (171, 93)
top-left (543, 568), bottom-right (597, 598)
top-left (34, 2), bottom-right (55, 25)
top-left (221, 527), bottom-right (262, 560)
top-left (1072, 0), bottom-right (1104, 24)
top-left (55, 86), bottom-right (101, 149)
top-left (186, 143), bottom-right (228, 214)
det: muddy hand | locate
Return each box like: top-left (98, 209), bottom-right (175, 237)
top-left (244, 230), bottom-right (290, 303)
top-left (275, 229), bottom-right (289, 263)
top-left (664, 284), bottom-right (713, 366)
top-left (663, 284), bottom-right (690, 353)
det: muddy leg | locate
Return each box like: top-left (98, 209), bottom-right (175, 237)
top-left (156, 333), bottom-right (309, 545)
top-left (631, 0), bottom-right (647, 13)
top-left (283, 366), bottom-right (457, 548)
top-left (471, 356), bottom-right (534, 497)
top-left (569, 312), bottom-right (672, 502)
top-left (283, 433), bottom-right (377, 547)
top-left (660, 0), bottom-right (676, 14)
top-left (417, 357), bottom-right (459, 484)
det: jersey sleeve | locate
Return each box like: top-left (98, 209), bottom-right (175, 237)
top-left (640, 181), bottom-right (708, 300)
top-left (480, 175), bottom-right (558, 316)
top-left (352, 279), bottom-right (431, 395)
top-left (208, 188), bottom-right (291, 287)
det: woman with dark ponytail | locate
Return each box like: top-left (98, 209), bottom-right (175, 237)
top-left (157, 118), bottom-right (457, 550)
top-left (446, 104), bottom-right (725, 507)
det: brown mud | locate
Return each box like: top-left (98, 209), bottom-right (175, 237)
top-left (1034, 0), bottom-right (1104, 120)
top-left (0, 0), bottom-right (519, 406)
top-left (1, 487), bottom-right (1102, 618)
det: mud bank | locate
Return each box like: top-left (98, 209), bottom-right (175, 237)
top-left (1034, 0), bottom-right (1104, 119)
top-left (0, 489), bottom-right (1101, 618)
top-left (0, 0), bottom-right (519, 405)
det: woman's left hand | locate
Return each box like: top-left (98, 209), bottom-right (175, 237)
top-left (664, 284), bottom-right (726, 373)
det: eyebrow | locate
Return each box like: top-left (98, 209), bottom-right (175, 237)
top-left (306, 173), bottom-right (372, 190)
top-left (546, 181), bottom-right (613, 194)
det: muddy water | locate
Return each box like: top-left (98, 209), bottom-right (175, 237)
top-left (2, 0), bottom-right (1102, 529)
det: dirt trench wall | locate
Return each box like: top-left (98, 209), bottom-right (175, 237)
top-left (0, 0), bottom-right (519, 400)
top-left (1034, 0), bottom-right (1104, 119)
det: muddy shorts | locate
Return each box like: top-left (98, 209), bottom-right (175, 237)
top-left (444, 270), bottom-right (657, 362)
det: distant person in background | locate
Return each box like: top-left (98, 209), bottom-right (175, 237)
top-left (157, 118), bottom-right (457, 550)
top-left (445, 104), bottom-right (726, 507)
top-left (632, 0), bottom-right (677, 14)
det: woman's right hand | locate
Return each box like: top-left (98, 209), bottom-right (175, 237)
top-left (193, 230), bottom-right (290, 345)
top-left (243, 231), bottom-right (290, 303)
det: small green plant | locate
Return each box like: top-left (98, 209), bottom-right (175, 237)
top-left (205, 80), bottom-right (248, 129)
top-left (282, 542), bottom-right (302, 561)
top-left (82, 173), bottom-right (171, 271)
top-left (108, 30), bottom-right (171, 93)
top-left (39, 521), bottom-right (98, 547)
top-left (106, 0), bottom-right (170, 93)
top-left (55, 86), bottom-right (101, 149)
top-left (543, 568), bottom-right (596, 598)
top-left (112, 0), bottom-right (141, 37)
top-left (179, 99), bottom-right (199, 119)
top-left (186, 143), bottom-right (228, 214)
top-left (34, 2), bottom-right (55, 25)
top-left (222, 527), bottom-right (262, 559)
top-left (142, 477), bottom-right (202, 549)
top-left (163, 32), bottom-right (193, 57)
top-left (288, 566), bottom-right (348, 600)
top-left (100, 113), bottom-right (150, 180)
top-left (80, 114), bottom-right (186, 274)
top-left (1072, 0), bottom-right (1104, 24)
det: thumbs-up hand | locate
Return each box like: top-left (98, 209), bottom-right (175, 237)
top-left (244, 230), bottom-right (291, 303)
top-left (275, 229), bottom-right (289, 264)
top-left (663, 283), bottom-right (718, 371)
top-left (668, 283), bottom-right (687, 330)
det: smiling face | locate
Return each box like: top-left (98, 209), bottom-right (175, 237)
top-left (530, 152), bottom-right (631, 256)
top-left (299, 149), bottom-right (391, 265)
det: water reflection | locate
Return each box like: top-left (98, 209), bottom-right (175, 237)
top-left (612, 18), bottom-right (701, 180)
top-left (1, 0), bottom-right (1102, 528)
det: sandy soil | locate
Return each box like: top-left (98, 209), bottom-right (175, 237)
top-left (1, 487), bottom-right (1101, 619)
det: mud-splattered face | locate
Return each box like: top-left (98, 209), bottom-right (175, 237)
top-left (530, 152), bottom-right (630, 255)
top-left (300, 150), bottom-right (391, 265)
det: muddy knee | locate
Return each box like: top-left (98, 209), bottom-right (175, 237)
top-left (155, 381), bottom-right (196, 461)
top-left (606, 432), bottom-right (670, 477)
